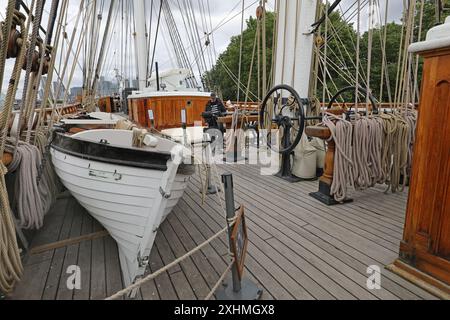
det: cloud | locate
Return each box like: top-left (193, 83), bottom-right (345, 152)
top-left (0, 0), bottom-right (404, 97)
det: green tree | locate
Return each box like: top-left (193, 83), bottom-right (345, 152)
top-left (203, 12), bottom-right (275, 101)
top-left (206, 1), bottom-right (449, 103)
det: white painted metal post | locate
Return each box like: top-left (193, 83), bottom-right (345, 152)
top-left (133, 0), bottom-right (148, 91)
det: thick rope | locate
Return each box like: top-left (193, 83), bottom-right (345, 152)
top-left (105, 223), bottom-right (232, 300)
top-left (0, 163), bottom-right (24, 294)
top-left (321, 113), bottom-right (354, 202)
top-left (6, 140), bottom-right (45, 230)
top-left (204, 259), bottom-right (235, 300)
top-left (0, 8), bottom-right (29, 294)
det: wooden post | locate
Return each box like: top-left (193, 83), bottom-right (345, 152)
top-left (390, 17), bottom-right (450, 297)
top-left (305, 110), bottom-right (352, 205)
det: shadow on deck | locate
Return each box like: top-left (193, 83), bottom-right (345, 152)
top-left (9, 164), bottom-right (438, 300)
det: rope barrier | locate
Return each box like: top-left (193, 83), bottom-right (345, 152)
top-left (105, 221), bottom-right (234, 300)
top-left (204, 259), bottom-right (235, 300)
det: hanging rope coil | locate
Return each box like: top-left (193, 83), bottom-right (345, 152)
top-left (321, 113), bottom-right (354, 202)
top-left (6, 140), bottom-right (45, 230)
top-left (0, 163), bottom-right (23, 294)
top-left (0, 5), bottom-right (29, 295)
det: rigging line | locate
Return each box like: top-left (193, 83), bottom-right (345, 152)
top-left (91, 0), bottom-right (117, 95)
top-left (217, 58), bottom-right (259, 101)
top-left (15, 0), bottom-right (44, 149)
top-left (0, 0), bottom-right (16, 96)
top-left (366, 0), bottom-right (374, 114)
top-left (325, 17), bottom-right (368, 88)
top-left (323, 0), bottom-right (329, 105)
top-left (412, 0), bottom-right (425, 106)
top-left (184, 0), bottom-right (209, 84)
top-left (378, 0), bottom-right (391, 105)
top-left (237, 0), bottom-right (245, 102)
top-left (157, 0), bottom-right (259, 69)
top-left (310, 0), bottom-right (342, 34)
top-left (188, 0), bottom-right (211, 84)
top-left (146, 0), bottom-right (154, 80)
top-left (54, 0), bottom-right (86, 108)
top-left (317, 0), bottom-right (371, 86)
top-left (176, 0), bottom-right (204, 81)
top-left (99, 2), bottom-right (121, 82)
top-left (355, 0), bottom-right (361, 108)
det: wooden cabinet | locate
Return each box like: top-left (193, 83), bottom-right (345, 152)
top-left (128, 95), bottom-right (209, 130)
top-left (395, 46), bottom-right (450, 294)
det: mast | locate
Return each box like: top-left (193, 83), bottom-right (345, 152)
top-left (273, 0), bottom-right (318, 98)
top-left (133, 0), bottom-right (148, 90)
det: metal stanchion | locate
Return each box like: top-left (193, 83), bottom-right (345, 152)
top-left (148, 109), bottom-right (155, 129)
top-left (181, 108), bottom-right (188, 146)
top-left (216, 173), bottom-right (262, 300)
top-left (203, 140), bottom-right (219, 195)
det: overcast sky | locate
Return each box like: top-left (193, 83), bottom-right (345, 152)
top-left (0, 0), bottom-right (406, 97)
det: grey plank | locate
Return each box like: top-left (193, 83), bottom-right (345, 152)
top-left (73, 211), bottom-right (93, 300)
top-left (56, 200), bottom-right (84, 300)
top-left (89, 222), bottom-right (106, 299)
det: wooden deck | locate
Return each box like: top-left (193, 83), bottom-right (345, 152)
top-left (8, 164), bottom-right (439, 300)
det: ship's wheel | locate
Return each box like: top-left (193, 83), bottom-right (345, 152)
top-left (259, 85), bottom-right (311, 183)
top-left (259, 84), bottom-right (307, 155)
top-left (327, 86), bottom-right (379, 114)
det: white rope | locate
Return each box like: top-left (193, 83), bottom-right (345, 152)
top-left (105, 222), bottom-right (233, 300)
top-left (6, 140), bottom-right (45, 230)
top-left (321, 113), bottom-right (354, 203)
top-left (204, 259), bottom-right (235, 300)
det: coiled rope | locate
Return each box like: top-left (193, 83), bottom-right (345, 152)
top-left (0, 6), bottom-right (31, 295)
top-left (321, 113), bottom-right (354, 203)
top-left (320, 109), bottom-right (417, 202)
top-left (6, 140), bottom-right (45, 230)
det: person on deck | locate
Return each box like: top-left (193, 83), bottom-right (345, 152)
top-left (204, 92), bottom-right (226, 130)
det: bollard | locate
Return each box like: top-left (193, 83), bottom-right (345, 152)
top-left (148, 109), bottom-right (155, 130)
top-left (181, 108), bottom-right (188, 147)
top-left (216, 173), bottom-right (262, 300)
top-left (203, 140), bottom-right (219, 195)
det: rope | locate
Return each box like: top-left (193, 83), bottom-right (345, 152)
top-left (105, 222), bottom-right (233, 300)
top-left (0, 163), bottom-right (23, 294)
top-left (321, 113), bottom-right (354, 203)
top-left (204, 259), bottom-right (235, 300)
top-left (6, 140), bottom-right (45, 230)
top-left (0, 8), bottom-right (29, 294)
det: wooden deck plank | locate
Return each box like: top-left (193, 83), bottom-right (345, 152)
top-left (239, 165), bottom-right (406, 230)
top-left (11, 161), bottom-right (439, 301)
top-left (182, 185), bottom-right (316, 300)
top-left (73, 211), bottom-right (93, 300)
top-left (222, 166), bottom-right (400, 263)
top-left (56, 200), bottom-right (84, 300)
top-left (155, 232), bottom-right (197, 300)
top-left (41, 198), bottom-right (76, 300)
top-left (160, 219), bottom-right (212, 299)
top-left (229, 165), bottom-right (404, 244)
top-left (167, 212), bottom-right (222, 289)
top-left (89, 222), bottom-right (106, 300)
top-left (185, 180), bottom-right (334, 300)
top-left (188, 177), bottom-right (373, 300)
top-left (149, 245), bottom-right (179, 300)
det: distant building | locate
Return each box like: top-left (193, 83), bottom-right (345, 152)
top-left (53, 81), bottom-right (66, 101)
top-left (98, 76), bottom-right (119, 97)
top-left (70, 87), bottom-right (83, 102)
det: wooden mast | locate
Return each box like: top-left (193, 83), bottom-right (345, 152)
top-left (388, 17), bottom-right (450, 298)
